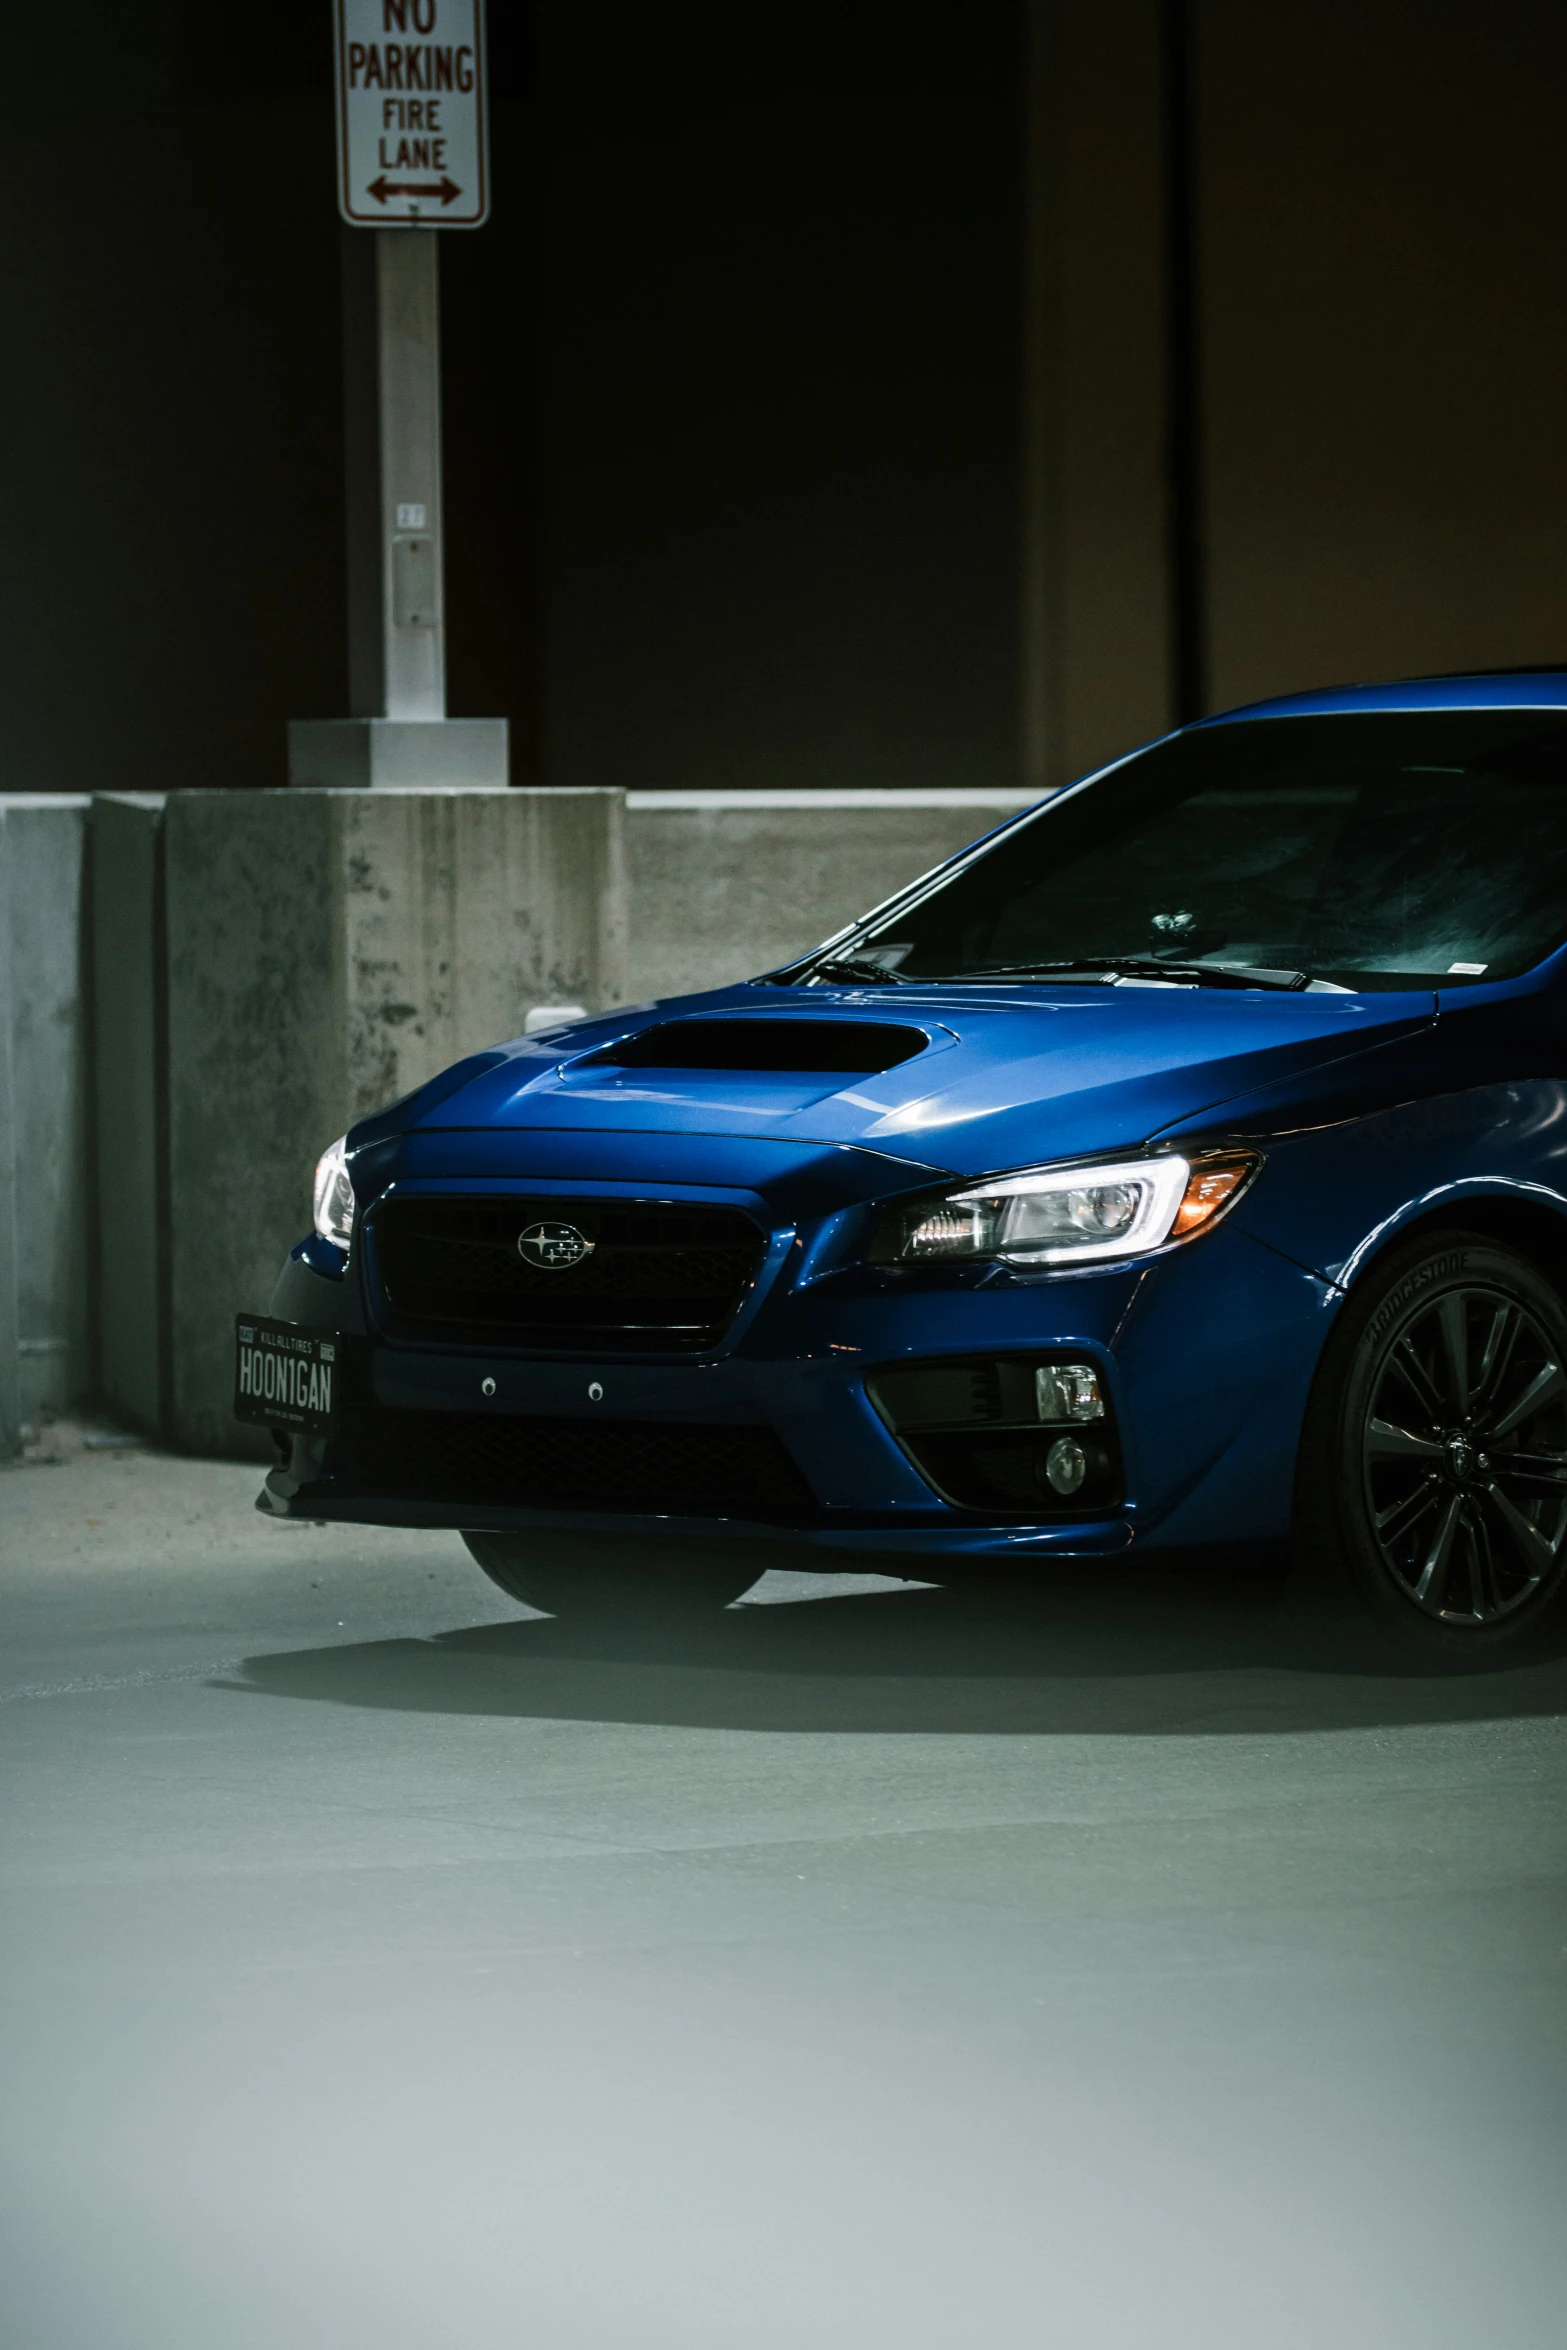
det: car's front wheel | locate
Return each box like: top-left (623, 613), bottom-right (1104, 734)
top-left (1295, 1230), bottom-right (1567, 1665)
top-left (462, 1530), bottom-right (764, 1620)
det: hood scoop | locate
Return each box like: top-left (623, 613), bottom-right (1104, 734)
top-left (581, 1018), bottom-right (931, 1075)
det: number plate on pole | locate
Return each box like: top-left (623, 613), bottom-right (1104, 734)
top-left (334, 0), bottom-right (490, 230)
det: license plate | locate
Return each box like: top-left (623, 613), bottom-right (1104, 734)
top-left (234, 1315), bottom-right (341, 1436)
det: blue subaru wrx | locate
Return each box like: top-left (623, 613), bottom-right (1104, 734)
top-left (243, 671), bottom-right (1567, 1664)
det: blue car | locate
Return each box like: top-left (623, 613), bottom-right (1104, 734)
top-left (243, 669), bottom-right (1567, 1665)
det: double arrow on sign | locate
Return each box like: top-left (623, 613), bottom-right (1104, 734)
top-left (366, 175), bottom-right (464, 206)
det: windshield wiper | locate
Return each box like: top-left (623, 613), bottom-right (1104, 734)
top-left (942, 957), bottom-right (1310, 992)
top-left (793, 956), bottom-right (906, 987)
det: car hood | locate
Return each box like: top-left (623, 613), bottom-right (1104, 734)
top-left (380, 984), bottom-right (1438, 1181)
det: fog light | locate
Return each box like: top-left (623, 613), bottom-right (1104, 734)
top-left (1042, 1436), bottom-right (1088, 1495)
top-left (1035, 1362), bottom-right (1104, 1422)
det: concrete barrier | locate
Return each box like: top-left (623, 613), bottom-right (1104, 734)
top-left (622, 788), bottom-right (1038, 1003)
top-left (0, 796), bottom-right (94, 1452)
top-left (2, 779), bottom-right (1040, 1461)
top-left (0, 849), bottom-right (14, 1458)
top-left (91, 797), bottom-right (168, 1441)
top-left (95, 787), bottom-right (626, 1455)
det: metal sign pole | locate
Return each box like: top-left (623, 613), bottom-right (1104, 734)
top-left (376, 227), bottom-right (445, 722)
top-left (290, 0), bottom-right (500, 789)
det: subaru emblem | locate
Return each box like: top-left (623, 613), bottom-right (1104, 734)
top-left (517, 1220), bottom-right (595, 1270)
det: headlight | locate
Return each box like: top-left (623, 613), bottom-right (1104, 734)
top-left (876, 1148), bottom-right (1260, 1267)
top-left (312, 1135), bottom-right (355, 1252)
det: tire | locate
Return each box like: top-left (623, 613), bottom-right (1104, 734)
top-left (462, 1530), bottom-right (764, 1620)
top-left (1295, 1229), bottom-right (1567, 1666)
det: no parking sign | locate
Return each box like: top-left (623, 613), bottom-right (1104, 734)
top-left (334, 0), bottom-right (490, 229)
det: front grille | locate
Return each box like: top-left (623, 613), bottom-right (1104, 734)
top-left (354, 1410), bottom-right (815, 1517)
top-left (369, 1198), bottom-right (768, 1351)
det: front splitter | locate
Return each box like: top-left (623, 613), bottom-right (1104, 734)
top-left (257, 1470), bottom-right (1139, 1560)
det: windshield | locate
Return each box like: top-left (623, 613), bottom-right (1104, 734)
top-left (828, 711), bottom-right (1567, 991)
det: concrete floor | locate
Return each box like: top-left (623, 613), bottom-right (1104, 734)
top-left (3, 1437), bottom-right (1566, 2350)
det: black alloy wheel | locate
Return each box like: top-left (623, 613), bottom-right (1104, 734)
top-left (1296, 1232), bottom-right (1567, 1664)
top-left (1363, 1285), bottom-right (1567, 1622)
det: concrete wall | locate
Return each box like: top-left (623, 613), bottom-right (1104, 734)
top-left (1020, 0), bottom-right (1567, 749)
top-left (539, 15), bottom-right (1021, 800)
top-left (0, 797), bottom-right (94, 1442)
top-left (4, 11), bottom-right (1018, 804)
top-left (156, 788), bottom-right (625, 1455)
top-left (92, 797), bottom-right (168, 1440)
top-left (622, 789), bottom-right (1039, 1005)
top-left (1199, 0), bottom-right (1567, 704)
top-left (0, 816), bottom-right (18, 1457)
top-left (1022, 0), bottom-right (1174, 789)
top-left (14, 11), bottom-right (1567, 825)
top-left (18, 782), bottom-right (1035, 1460)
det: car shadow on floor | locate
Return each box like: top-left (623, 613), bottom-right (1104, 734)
top-left (219, 1563), bottom-right (1567, 1736)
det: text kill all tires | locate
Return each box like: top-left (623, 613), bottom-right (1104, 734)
top-left (461, 1530), bottom-right (764, 1620)
top-left (1295, 1231), bottom-right (1567, 1665)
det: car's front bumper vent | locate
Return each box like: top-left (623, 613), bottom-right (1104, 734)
top-left (867, 1354), bottom-right (1123, 1515)
top-left (354, 1410), bottom-right (815, 1517)
top-left (368, 1198), bottom-right (767, 1352)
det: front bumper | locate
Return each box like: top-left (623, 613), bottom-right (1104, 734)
top-left (262, 1210), bottom-right (1336, 1562)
